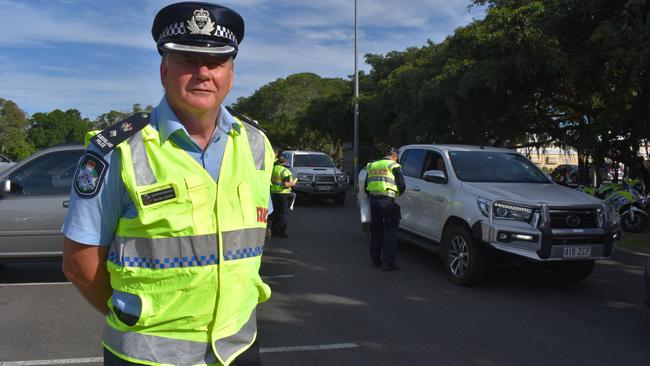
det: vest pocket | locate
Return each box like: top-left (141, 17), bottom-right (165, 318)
top-left (111, 290), bottom-right (143, 327)
top-left (237, 183), bottom-right (257, 225)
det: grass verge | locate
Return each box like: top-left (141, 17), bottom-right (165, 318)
top-left (617, 230), bottom-right (650, 255)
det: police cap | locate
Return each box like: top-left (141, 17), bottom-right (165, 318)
top-left (152, 2), bottom-right (244, 57)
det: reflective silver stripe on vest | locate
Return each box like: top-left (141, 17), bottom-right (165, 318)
top-left (367, 176), bottom-right (397, 185)
top-left (215, 309), bottom-right (257, 363)
top-left (103, 323), bottom-right (218, 365)
top-left (108, 234), bottom-right (219, 269)
top-left (128, 131), bottom-right (157, 186)
top-left (222, 228), bottom-right (265, 261)
top-left (369, 191), bottom-right (397, 198)
top-left (244, 123), bottom-right (266, 170)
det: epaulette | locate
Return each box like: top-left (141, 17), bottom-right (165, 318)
top-left (225, 106), bottom-right (266, 133)
top-left (90, 112), bottom-right (151, 154)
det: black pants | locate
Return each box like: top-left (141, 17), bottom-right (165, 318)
top-left (369, 196), bottom-right (401, 266)
top-left (270, 193), bottom-right (290, 236)
top-left (103, 340), bottom-right (261, 365)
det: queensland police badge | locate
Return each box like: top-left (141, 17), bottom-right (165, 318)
top-left (74, 151), bottom-right (108, 198)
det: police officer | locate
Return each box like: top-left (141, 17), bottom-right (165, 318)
top-left (61, 3), bottom-right (273, 365)
top-left (269, 155), bottom-right (296, 238)
top-left (363, 147), bottom-right (406, 271)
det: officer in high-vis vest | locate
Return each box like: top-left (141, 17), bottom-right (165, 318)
top-left (269, 156), bottom-right (296, 238)
top-left (61, 3), bottom-right (273, 365)
top-left (363, 147), bottom-right (406, 271)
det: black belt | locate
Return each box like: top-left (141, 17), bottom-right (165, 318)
top-left (369, 195), bottom-right (395, 201)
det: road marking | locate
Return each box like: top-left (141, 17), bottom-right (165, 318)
top-left (0, 343), bottom-right (359, 366)
top-left (261, 274), bottom-right (295, 279)
top-left (0, 282), bottom-right (71, 287)
top-left (260, 343), bottom-right (359, 353)
top-left (0, 357), bottom-right (101, 366)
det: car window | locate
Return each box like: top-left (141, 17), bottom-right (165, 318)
top-left (401, 149), bottom-right (428, 178)
top-left (423, 151), bottom-right (446, 177)
top-left (293, 154), bottom-right (335, 168)
top-left (0, 154), bottom-right (10, 163)
top-left (449, 151), bottom-right (550, 183)
top-left (8, 149), bottom-right (84, 196)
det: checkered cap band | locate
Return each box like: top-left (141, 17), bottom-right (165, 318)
top-left (158, 23), bottom-right (237, 46)
top-left (214, 25), bottom-right (238, 46)
top-left (158, 22), bottom-right (186, 42)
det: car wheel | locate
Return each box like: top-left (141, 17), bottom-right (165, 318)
top-left (621, 212), bottom-right (647, 233)
top-left (441, 225), bottom-right (489, 286)
top-left (333, 193), bottom-right (345, 206)
top-left (547, 260), bottom-right (595, 282)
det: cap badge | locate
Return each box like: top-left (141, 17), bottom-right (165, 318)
top-left (187, 8), bottom-right (215, 35)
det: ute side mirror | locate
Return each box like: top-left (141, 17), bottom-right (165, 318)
top-left (423, 170), bottom-right (447, 184)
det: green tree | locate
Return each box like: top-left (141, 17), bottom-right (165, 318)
top-left (94, 104), bottom-right (154, 129)
top-left (232, 73), bottom-right (350, 149)
top-left (28, 109), bottom-right (93, 149)
top-left (0, 98), bottom-right (34, 160)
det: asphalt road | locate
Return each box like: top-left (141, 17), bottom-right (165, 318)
top-left (1, 192), bottom-right (649, 366)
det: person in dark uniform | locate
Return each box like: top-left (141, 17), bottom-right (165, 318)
top-left (363, 147), bottom-right (406, 271)
top-left (269, 156), bottom-right (296, 238)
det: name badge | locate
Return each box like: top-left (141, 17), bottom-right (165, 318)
top-left (141, 187), bottom-right (176, 205)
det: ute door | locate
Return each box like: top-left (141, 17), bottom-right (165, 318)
top-left (397, 148), bottom-right (428, 235)
top-left (416, 149), bottom-right (450, 242)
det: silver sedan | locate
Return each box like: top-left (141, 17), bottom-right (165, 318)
top-left (0, 144), bottom-right (84, 261)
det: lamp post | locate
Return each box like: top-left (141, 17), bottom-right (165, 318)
top-left (353, 0), bottom-right (360, 190)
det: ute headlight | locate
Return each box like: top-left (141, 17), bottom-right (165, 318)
top-left (493, 201), bottom-right (534, 222)
top-left (297, 173), bottom-right (311, 182)
top-left (478, 197), bottom-right (491, 217)
top-left (336, 174), bottom-right (348, 183)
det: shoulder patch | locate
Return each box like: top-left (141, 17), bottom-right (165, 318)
top-left (90, 112), bottom-right (150, 154)
top-left (74, 151), bottom-right (108, 198)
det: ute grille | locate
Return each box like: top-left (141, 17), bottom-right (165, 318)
top-left (549, 209), bottom-right (600, 229)
top-left (314, 174), bottom-right (335, 183)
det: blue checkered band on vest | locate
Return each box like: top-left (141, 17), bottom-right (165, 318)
top-left (224, 246), bottom-right (264, 261)
top-left (107, 251), bottom-right (219, 269)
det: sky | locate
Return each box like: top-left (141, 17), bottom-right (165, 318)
top-left (0, 0), bottom-right (486, 120)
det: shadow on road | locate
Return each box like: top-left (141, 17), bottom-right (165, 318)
top-left (0, 260), bottom-right (68, 283)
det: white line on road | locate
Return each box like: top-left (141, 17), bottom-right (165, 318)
top-left (261, 274), bottom-right (295, 279)
top-left (0, 343), bottom-right (359, 366)
top-left (0, 357), bottom-right (101, 366)
top-left (260, 342), bottom-right (359, 353)
top-left (0, 282), bottom-right (71, 287)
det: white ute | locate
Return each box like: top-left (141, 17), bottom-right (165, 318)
top-left (358, 144), bottom-right (620, 285)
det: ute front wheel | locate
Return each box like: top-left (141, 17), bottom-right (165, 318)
top-left (441, 225), bottom-right (489, 286)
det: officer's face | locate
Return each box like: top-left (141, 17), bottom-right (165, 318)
top-left (161, 53), bottom-right (234, 115)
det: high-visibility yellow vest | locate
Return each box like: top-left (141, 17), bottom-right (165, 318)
top-left (366, 159), bottom-right (400, 198)
top-left (270, 164), bottom-right (292, 194)
top-left (96, 119), bottom-right (273, 366)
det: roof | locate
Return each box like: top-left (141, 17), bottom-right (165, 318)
top-left (283, 150), bottom-right (329, 155)
top-left (400, 144), bottom-right (515, 153)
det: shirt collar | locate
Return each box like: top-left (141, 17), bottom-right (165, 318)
top-left (152, 96), bottom-right (236, 143)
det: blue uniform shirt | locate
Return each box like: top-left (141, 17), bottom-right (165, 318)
top-left (62, 97), bottom-right (270, 246)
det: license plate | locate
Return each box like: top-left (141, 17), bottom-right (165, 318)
top-left (318, 185), bottom-right (332, 191)
top-left (562, 246), bottom-right (591, 259)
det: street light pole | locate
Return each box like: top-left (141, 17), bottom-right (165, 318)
top-left (353, 0), bottom-right (360, 190)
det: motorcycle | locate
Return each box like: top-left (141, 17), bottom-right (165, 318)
top-left (580, 178), bottom-right (648, 232)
